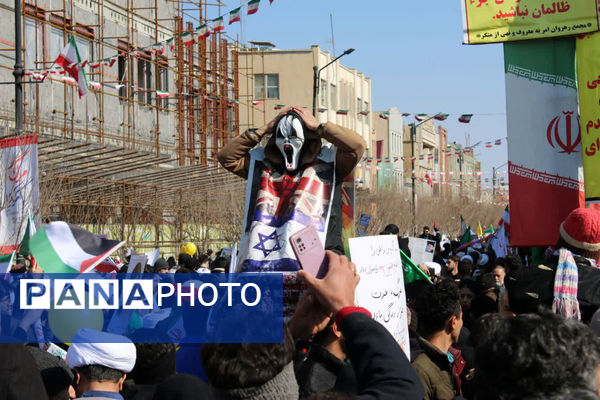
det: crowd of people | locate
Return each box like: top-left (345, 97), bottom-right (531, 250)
top-left (1, 207), bottom-right (600, 400)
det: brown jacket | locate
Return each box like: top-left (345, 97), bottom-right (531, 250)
top-left (217, 122), bottom-right (366, 179)
top-left (412, 337), bottom-right (465, 400)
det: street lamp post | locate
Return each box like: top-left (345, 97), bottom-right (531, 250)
top-left (492, 161), bottom-right (508, 201)
top-left (312, 48), bottom-right (354, 116)
top-left (409, 113), bottom-right (442, 235)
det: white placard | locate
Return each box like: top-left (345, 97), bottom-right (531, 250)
top-left (408, 237), bottom-right (435, 265)
top-left (127, 255), bottom-right (148, 274)
top-left (349, 235), bottom-right (410, 359)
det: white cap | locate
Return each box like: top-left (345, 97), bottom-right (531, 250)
top-left (478, 254), bottom-right (489, 266)
top-left (66, 329), bottom-right (136, 373)
top-left (460, 255), bottom-right (474, 263)
top-left (424, 262), bottom-right (441, 276)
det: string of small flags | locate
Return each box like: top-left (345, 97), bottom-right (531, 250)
top-left (23, 0), bottom-right (277, 77)
top-left (378, 112), bottom-right (476, 124)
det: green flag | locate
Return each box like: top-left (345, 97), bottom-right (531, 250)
top-left (400, 249), bottom-right (431, 284)
top-left (460, 215), bottom-right (468, 235)
top-left (460, 228), bottom-right (473, 245)
top-left (485, 224), bottom-right (495, 235)
top-left (19, 214), bottom-right (36, 257)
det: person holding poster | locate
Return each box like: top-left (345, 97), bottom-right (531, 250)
top-left (218, 107), bottom-right (365, 272)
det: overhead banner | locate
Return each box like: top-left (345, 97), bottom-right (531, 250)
top-left (0, 135), bottom-right (39, 254)
top-left (462, 0), bottom-right (600, 44)
top-left (576, 33), bottom-right (600, 205)
top-left (505, 38), bottom-right (584, 247)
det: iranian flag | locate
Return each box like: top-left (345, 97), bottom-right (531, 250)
top-left (213, 16), bottom-right (225, 32)
top-left (414, 114), bottom-right (428, 121)
top-left (505, 38), bottom-right (583, 246)
top-left (229, 7), bottom-right (241, 24)
top-left (379, 112), bottom-right (389, 120)
top-left (156, 90), bottom-right (171, 98)
top-left (247, 0), bottom-right (260, 15)
top-left (54, 36), bottom-right (88, 98)
top-left (197, 24), bottom-right (211, 40)
top-left (458, 114), bottom-right (473, 123)
top-left (182, 31), bottom-right (195, 46)
top-left (28, 222), bottom-right (124, 273)
top-left (434, 113), bottom-right (449, 121)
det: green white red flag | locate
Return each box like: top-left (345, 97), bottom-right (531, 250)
top-left (247, 0), bottom-right (260, 15)
top-left (197, 24), bottom-right (211, 40)
top-left (229, 7), bottom-right (241, 24)
top-left (212, 16), bottom-right (224, 32)
top-left (28, 222), bottom-right (124, 273)
top-left (458, 114), bottom-right (473, 123)
top-left (505, 38), bottom-right (584, 246)
top-left (54, 36), bottom-right (88, 98)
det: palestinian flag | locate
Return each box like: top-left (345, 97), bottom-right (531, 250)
top-left (213, 16), bottom-right (225, 32)
top-left (400, 249), bottom-right (431, 284)
top-left (54, 36), bottom-right (88, 98)
top-left (196, 24), bottom-right (210, 40)
top-left (379, 112), bottom-right (389, 120)
top-left (247, 0), bottom-right (260, 15)
top-left (182, 31), bottom-right (195, 46)
top-left (0, 252), bottom-right (15, 275)
top-left (229, 7), bottom-right (241, 24)
top-left (458, 114), bottom-right (473, 123)
top-left (434, 113), bottom-right (449, 121)
top-left (19, 214), bottom-right (36, 257)
top-left (156, 90), bottom-right (171, 98)
top-left (336, 109), bottom-right (349, 115)
top-left (29, 222), bottom-right (125, 273)
top-left (414, 113), bottom-right (428, 121)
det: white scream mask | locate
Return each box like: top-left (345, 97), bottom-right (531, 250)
top-left (275, 115), bottom-right (305, 171)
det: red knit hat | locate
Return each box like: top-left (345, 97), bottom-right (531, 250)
top-left (559, 208), bottom-right (600, 251)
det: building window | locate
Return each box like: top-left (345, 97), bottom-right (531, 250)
top-left (357, 97), bottom-right (362, 119)
top-left (74, 35), bottom-right (93, 73)
top-left (137, 58), bottom-right (152, 105)
top-left (254, 74), bottom-right (279, 99)
top-left (158, 62), bottom-right (168, 108)
top-left (320, 79), bottom-right (327, 107)
top-left (330, 83), bottom-right (337, 109)
top-left (49, 27), bottom-right (63, 60)
top-left (24, 18), bottom-right (40, 70)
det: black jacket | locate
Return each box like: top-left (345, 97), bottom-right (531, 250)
top-left (296, 343), bottom-right (356, 397)
top-left (340, 312), bottom-right (424, 400)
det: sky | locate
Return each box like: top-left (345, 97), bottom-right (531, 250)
top-left (211, 0), bottom-right (510, 182)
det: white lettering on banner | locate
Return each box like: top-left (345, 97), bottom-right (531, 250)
top-left (349, 235), bottom-right (410, 359)
top-left (506, 64), bottom-right (577, 88)
top-left (20, 280), bottom-right (263, 309)
top-left (509, 164), bottom-right (584, 191)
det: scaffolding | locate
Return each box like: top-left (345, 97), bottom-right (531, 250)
top-left (0, 0), bottom-right (265, 254)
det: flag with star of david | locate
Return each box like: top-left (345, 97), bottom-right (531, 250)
top-left (237, 146), bottom-right (337, 272)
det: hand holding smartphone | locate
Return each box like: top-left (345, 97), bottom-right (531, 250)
top-left (289, 225), bottom-right (328, 279)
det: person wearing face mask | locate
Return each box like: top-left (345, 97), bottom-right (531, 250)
top-left (217, 106), bottom-right (365, 272)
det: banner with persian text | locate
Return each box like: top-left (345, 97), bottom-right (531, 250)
top-left (576, 33), bottom-right (600, 205)
top-left (462, 0), bottom-right (599, 44)
top-left (505, 38), bottom-right (584, 246)
top-left (0, 135), bottom-right (39, 254)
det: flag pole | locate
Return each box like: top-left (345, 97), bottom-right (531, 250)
top-left (13, 0), bottom-right (24, 136)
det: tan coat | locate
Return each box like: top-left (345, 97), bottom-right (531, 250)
top-left (217, 122), bottom-right (366, 180)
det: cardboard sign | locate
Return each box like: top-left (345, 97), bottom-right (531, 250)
top-left (408, 237), bottom-right (436, 265)
top-left (349, 235), bottom-right (410, 358)
top-left (127, 255), bottom-right (148, 274)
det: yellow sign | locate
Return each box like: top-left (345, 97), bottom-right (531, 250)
top-left (577, 33), bottom-right (600, 204)
top-left (462, 0), bottom-right (599, 44)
